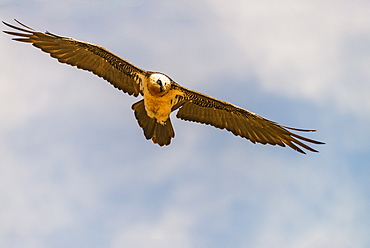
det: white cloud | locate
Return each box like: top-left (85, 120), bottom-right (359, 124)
top-left (205, 0), bottom-right (370, 115)
top-left (111, 209), bottom-right (193, 248)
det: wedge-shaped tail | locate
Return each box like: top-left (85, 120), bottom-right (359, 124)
top-left (132, 100), bottom-right (175, 146)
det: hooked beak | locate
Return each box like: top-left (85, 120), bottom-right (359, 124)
top-left (159, 85), bottom-right (165, 92)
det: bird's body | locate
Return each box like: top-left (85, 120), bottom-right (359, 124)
top-left (3, 19), bottom-right (324, 154)
top-left (144, 73), bottom-right (182, 124)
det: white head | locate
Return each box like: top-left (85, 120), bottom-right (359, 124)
top-left (148, 73), bottom-right (171, 96)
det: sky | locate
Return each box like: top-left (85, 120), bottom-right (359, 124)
top-left (0, 0), bottom-right (369, 247)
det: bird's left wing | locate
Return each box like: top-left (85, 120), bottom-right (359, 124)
top-left (171, 83), bottom-right (324, 154)
top-left (3, 19), bottom-right (147, 96)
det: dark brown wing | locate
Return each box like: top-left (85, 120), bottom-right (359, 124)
top-left (172, 84), bottom-right (325, 154)
top-left (3, 19), bottom-right (148, 96)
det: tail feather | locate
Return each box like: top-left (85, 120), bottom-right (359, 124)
top-left (132, 100), bottom-right (175, 146)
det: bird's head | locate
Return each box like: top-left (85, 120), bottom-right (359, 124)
top-left (148, 73), bottom-right (171, 96)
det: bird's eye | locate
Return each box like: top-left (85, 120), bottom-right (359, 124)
top-left (157, 79), bottom-right (162, 85)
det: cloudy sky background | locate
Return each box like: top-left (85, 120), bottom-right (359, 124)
top-left (1, 0), bottom-right (369, 247)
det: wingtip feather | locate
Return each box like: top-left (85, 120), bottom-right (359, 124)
top-left (14, 19), bottom-right (36, 31)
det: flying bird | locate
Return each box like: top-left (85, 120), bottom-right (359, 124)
top-left (3, 19), bottom-right (324, 154)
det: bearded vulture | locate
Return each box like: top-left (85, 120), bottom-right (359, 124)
top-left (3, 19), bottom-right (325, 154)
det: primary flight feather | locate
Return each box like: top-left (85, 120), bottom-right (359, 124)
top-left (3, 19), bottom-right (325, 154)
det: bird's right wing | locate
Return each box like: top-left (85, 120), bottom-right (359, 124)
top-left (171, 83), bottom-right (324, 154)
top-left (3, 19), bottom-right (147, 97)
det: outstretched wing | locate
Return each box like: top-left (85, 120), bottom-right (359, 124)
top-left (172, 84), bottom-right (324, 154)
top-left (3, 19), bottom-right (148, 96)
